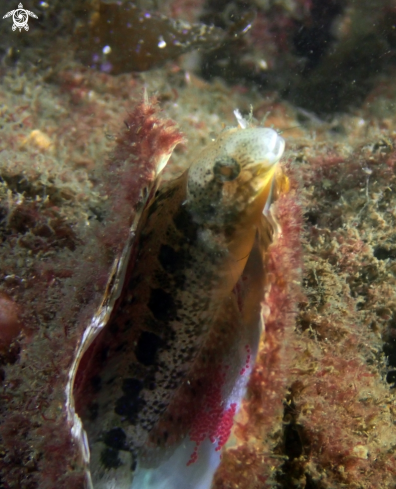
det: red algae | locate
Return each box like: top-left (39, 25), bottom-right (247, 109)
top-left (271, 135), bottom-right (396, 488)
top-left (102, 96), bottom-right (185, 253)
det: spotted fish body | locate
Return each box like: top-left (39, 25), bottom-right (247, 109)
top-left (75, 125), bottom-right (285, 488)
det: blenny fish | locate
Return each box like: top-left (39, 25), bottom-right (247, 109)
top-left (66, 112), bottom-right (285, 489)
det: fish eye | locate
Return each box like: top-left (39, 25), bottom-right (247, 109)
top-left (213, 156), bottom-right (241, 182)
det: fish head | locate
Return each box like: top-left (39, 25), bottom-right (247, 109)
top-left (186, 125), bottom-right (285, 271)
top-left (187, 126), bottom-right (285, 227)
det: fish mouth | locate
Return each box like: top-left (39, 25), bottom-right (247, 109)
top-left (250, 129), bottom-right (285, 171)
top-left (245, 130), bottom-right (285, 206)
top-left (263, 130), bottom-right (285, 166)
top-left (249, 140), bottom-right (285, 192)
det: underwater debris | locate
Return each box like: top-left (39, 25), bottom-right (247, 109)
top-left (78, 1), bottom-right (254, 74)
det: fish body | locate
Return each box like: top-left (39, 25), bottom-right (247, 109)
top-left (74, 125), bottom-right (285, 488)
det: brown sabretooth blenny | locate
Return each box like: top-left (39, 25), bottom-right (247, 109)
top-left (67, 119), bottom-right (285, 489)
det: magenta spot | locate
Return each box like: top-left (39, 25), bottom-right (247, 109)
top-left (101, 62), bottom-right (113, 73)
top-left (240, 344), bottom-right (252, 375)
top-left (233, 282), bottom-right (243, 312)
top-left (186, 368), bottom-right (238, 465)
